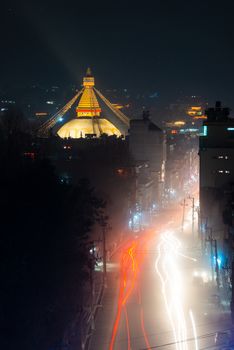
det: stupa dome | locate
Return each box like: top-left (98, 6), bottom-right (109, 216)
top-left (57, 68), bottom-right (129, 139)
top-left (57, 117), bottom-right (121, 138)
top-left (38, 68), bottom-right (129, 138)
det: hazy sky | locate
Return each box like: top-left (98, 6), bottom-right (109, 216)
top-left (2, 0), bottom-right (234, 105)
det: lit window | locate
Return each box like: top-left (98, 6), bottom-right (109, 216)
top-left (24, 152), bottom-right (35, 160)
top-left (217, 155), bottom-right (229, 159)
top-left (218, 170), bottom-right (223, 173)
top-left (117, 168), bottom-right (124, 175)
top-left (225, 170), bottom-right (230, 174)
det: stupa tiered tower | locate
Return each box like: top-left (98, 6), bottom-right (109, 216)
top-left (57, 68), bottom-right (129, 138)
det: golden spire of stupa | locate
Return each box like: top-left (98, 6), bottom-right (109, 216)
top-left (77, 69), bottom-right (101, 117)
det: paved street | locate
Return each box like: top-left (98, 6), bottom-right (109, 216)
top-left (89, 207), bottom-right (232, 350)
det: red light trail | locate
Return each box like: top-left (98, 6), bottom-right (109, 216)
top-left (109, 236), bottom-right (152, 350)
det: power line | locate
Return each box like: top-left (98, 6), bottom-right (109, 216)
top-left (140, 328), bottom-right (232, 350)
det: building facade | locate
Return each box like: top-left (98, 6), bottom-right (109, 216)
top-left (200, 102), bottom-right (234, 216)
top-left (199, 101), bottom-right (234, 277)
top-left (129, 113), bottom-right (166, 210)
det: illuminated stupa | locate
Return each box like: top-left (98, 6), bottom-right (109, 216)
top-left (57, 68), bottom-right (129, 138)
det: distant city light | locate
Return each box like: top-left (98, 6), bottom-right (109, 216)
top-left (35, 112), bottom-right (48, 116)
top-left (180, 128), bottom-right (199, 134)
top-left (174, 120), bottom-right (185, 126)
top-left (89, 247), bottom-right (97, 254)
top-left (1, 100), bottom-right (15, 104)
top-left (169, 188), bottom-right (176, 197)
top-left (149, 92), bottom-right (159, 98)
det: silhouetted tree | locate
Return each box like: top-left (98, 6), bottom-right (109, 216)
top-left (0, 155), bottom-right (105, 350)
top-left (0, 108), bottom-right (31, 162)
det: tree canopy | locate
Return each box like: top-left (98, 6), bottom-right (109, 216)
top-left (0, 154), bottom-right (105, 350)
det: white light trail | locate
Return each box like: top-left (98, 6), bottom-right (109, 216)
top-left (155, 231), bottom-right (198, 350)
top-left (155, 239), bottom-right (179, 350)
top-left (178, 252), bottom-right (197, 262)
top-left (189, 310), bottom-right (199, 350)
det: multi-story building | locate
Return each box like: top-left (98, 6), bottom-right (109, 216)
top-left (199, 101), bottom-right (234, 260)
top-left (129, 112), bottom-right (166, 209)
top-left (165, 132), bottom-right (198, 200)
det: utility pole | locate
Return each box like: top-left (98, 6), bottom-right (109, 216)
top-left (206, 228), bottom-right (220, 289)
top-left (102, 223), bottom-right (107, 287)
top-left (100, 215), bottom-right (108, 288)
top-left (201, 216), bottom-right (208, 254)
top-left (188, 195), bottom-right (195, 239)
top-left (181, 198), bottom-right (188, 234)
top-left (90, 241), bottom-right (95, 330)
top-left (214, 239), bottom-right (220, 289)
top-left (206, 228), bottom-right (214, 283)
top-left (197, 206), bottom-right (201, 243)
top-left (231, 260), bottom-right (234, 324)
top-left (192, 197), bottom-right (195, 239)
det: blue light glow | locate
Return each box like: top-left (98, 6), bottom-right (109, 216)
top-left (227, 127), bottom-right (234, 131)
top-left (200, 125), bottom-right (208, 136)
top-left (213, 255), bottom-right (222, 268)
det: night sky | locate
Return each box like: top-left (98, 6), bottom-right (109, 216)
top-left (2, 0), bottom-right (234, 105)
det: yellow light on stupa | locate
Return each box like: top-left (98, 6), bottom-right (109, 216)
top-left (76, 68), bottom-right (101, 117)
top-left (57, 68), bottom-right (124, 139)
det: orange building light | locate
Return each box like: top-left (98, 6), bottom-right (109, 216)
top-left (174, 121), bottom-right (185, 126)
top-left (35, 112), bottom-right (48, 116)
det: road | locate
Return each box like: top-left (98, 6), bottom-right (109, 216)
top-left (89, 206), bottom-right (232, 350)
